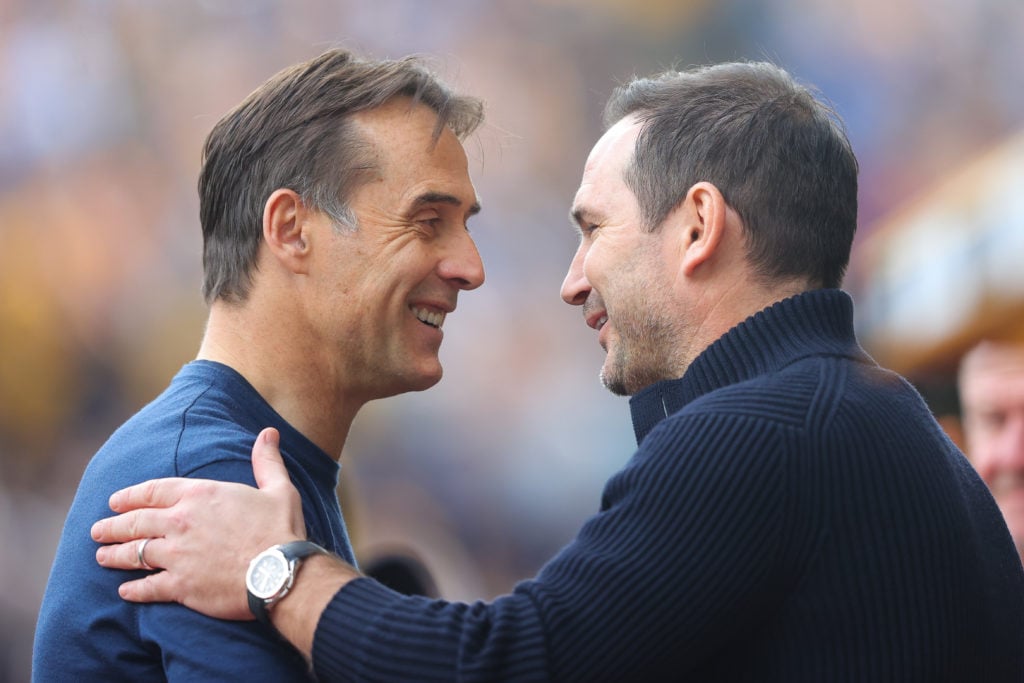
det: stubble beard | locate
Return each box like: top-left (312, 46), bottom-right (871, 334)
top-left (599, 309), bottom-right (682, 397)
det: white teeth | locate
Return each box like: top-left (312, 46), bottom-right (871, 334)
top-left (411, 306), bottom-right (446, 329)
top-left (597, 315), bottom-right (608, 330)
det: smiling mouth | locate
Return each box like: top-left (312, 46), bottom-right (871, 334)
top-left (596, 315), bottom-right (608, 331)
top-left (411, 305), bottom-right (446, 329)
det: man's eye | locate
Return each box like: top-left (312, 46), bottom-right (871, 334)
top-left (413, 215), bottom-right (442, 233)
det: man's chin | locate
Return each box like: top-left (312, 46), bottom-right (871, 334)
top-left (377, 364), bottom-right (443, 398)
top-left (411, 365), bottom-right (443, 392)
top-left (600, 373), bottom-right (630, 397)
top-left (599, 360), bottom-right (630, 396)
top-left (600, 357), bottom-right (670, 397)
top-left (600, 370), bottom-right (658, 397)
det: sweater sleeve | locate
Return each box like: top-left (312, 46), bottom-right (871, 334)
top-left (313, 412), bottom-right (793, 682)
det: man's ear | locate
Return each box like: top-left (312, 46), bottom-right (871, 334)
top-left (677, 181), bottom-right (727, 277)
top-left (263, 189), bottom-right (311, 274)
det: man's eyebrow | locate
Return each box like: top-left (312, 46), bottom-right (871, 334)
top-left (570, 206), bottom-right (597, 229)
top-left (411, 192), bottom-right (482, 218)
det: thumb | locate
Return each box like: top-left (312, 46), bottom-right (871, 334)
top-left (251, 427), bottom-right (289, 490)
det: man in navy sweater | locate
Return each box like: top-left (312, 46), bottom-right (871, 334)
top-left (92, 61), bottom-right (1024, 681)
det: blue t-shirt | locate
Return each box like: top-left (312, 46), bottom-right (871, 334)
top-left (33, 361), bottom-right (355, 681)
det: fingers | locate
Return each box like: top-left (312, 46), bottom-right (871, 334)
top-left (251, 428), bottom-right (289, 491)
top-left (91, 508), bottom-right (167, 544)
top-left (108, 477), bottom-right (194, 513)
top-left (251, 427), bottom-right (308, 538)
top-left (111, 554), bottom-right (252, 619)
top-left (95, 478), bottom-right (246, 543)
top-left (96, 537), bottom-right (162, 571)
top-left (117, 572), bottom-right (177, 604)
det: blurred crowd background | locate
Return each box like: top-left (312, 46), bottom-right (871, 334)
top-left (2, 0), bottom-right (1023, 679)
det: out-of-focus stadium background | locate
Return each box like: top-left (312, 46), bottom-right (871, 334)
top-left (2, 0), bottom-right (1023, 678)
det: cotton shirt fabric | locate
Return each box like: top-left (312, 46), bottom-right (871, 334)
top-left (311, 289), bottom-right (1024, 682)
top-left (33, 361), bottom-right (354, 681)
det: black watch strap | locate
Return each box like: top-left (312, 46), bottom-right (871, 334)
top-left (248, 540), bottom-right (328, 628)
top-left (248, 586), bottom-right (272, 628)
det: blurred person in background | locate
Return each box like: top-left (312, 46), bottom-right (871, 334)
top-left (960, 339), bottom-right (1024, 561)
top-left (92, 61), bottom-right (1024, 681)
top-left (33, 48), bottom-right (485, 681)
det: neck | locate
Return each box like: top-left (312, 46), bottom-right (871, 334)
top-left (682, 274), bottom-right (812, 376)
top-left (197, 299), bottom-right (362, 459)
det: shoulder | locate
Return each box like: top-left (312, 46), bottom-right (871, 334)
top-left (616, 404), bottom-right (791, 512)
top-left (627, 354), bottom-right (872, 482)
top-left (679, 353), bottom-right (901, 434)
top-left (90, 373), bottom-right (262, 484)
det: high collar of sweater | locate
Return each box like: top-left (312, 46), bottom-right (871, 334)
top-left (628, 288), bottom-right (870, 444)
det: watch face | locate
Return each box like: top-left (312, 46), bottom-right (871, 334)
top-left (248, 553), bottom-right (289, 599)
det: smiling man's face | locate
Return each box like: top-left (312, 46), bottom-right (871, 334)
top-left (560, 116), bottom-right (688, 396)
top-left (310, 98), bottom-right (485, 401)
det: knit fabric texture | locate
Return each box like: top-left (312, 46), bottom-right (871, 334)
top-left (313, 290), bottom-right (1024, 682)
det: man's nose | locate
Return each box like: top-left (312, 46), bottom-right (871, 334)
top-left (439, 231), bottom-right (485, 291)
top-left (560, 243), bottom-right (590, 306)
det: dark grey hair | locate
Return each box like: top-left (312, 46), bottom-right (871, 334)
top-left (604, 61), bottom-right (858, 289)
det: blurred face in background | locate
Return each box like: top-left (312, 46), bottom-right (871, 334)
top-left (960, 341), bottom-right (1024, 557)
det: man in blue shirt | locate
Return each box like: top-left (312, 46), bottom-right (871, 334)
top-left (33, 48), bottom-right (485, 681)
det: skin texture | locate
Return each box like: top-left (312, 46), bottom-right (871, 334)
top-left (960, 340), bottom-right (1024, 558)
top-left (92, 112), bottom-right (811, 660)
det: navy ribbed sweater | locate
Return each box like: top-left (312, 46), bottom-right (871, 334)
top-left (313, 289), bottom-right (1024, 682)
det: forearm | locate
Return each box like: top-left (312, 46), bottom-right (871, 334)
top-left (271, 553), bottom-right (359, 658)
top-left (310, 579), bottom-right (548, 683)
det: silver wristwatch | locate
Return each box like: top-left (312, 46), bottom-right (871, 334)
top-left (246, 540), bottom-right (327, 628)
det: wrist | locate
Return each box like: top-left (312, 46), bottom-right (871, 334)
top-left (246, 541), bottom-right (329, 629)
top-left (270, 552), bottom-right (359, 658)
